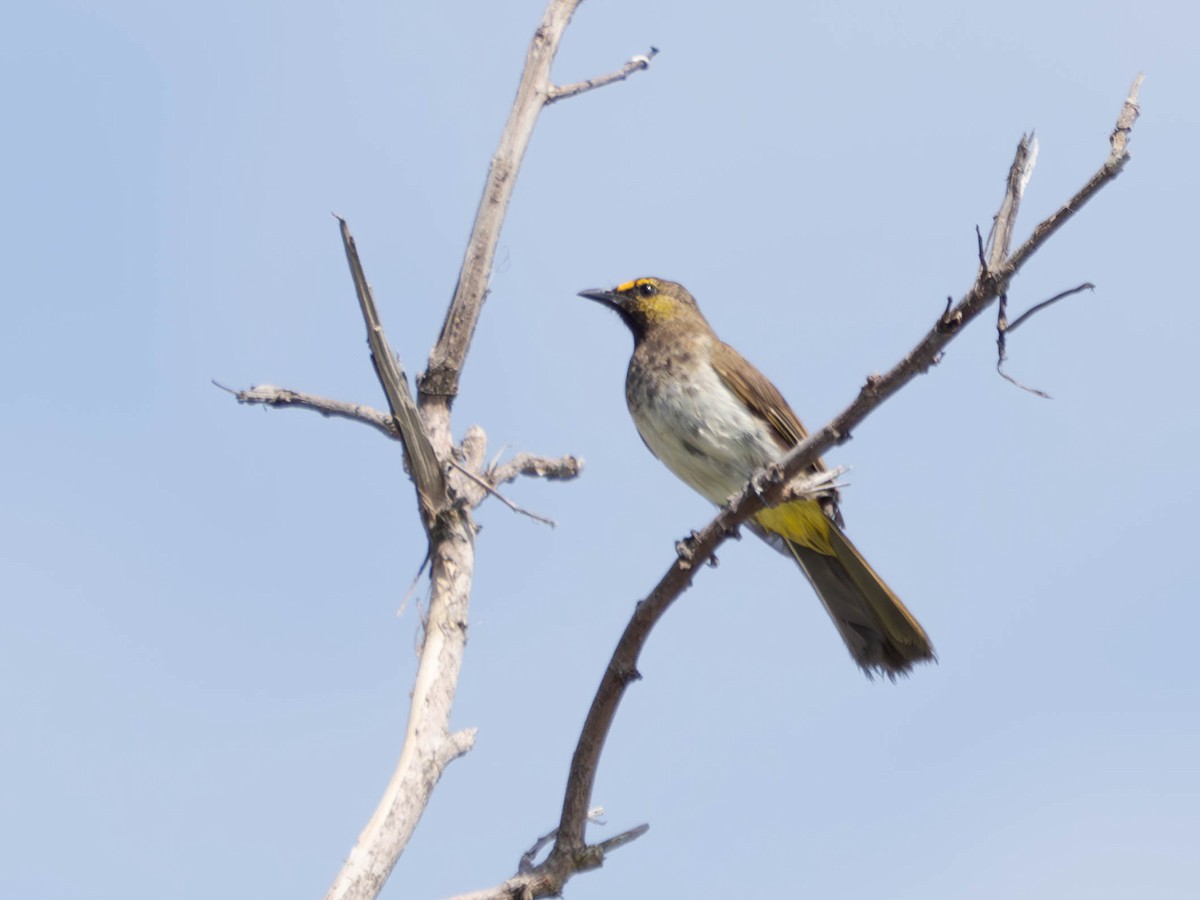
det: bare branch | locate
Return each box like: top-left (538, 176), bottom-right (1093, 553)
top-left (324, 5), bottom-right (610, 897)
top-left (1108, 73), bottom-right (1144, 165)
top-left (1005, 282), bottom-right (1096, 336)
top-left (489, 452), bottom-right (585, 485)
top-left (328, 722), bottom-right (478, 900)
top-left (517, 807), bottom-right (607, 875)
top-left (338, 216), bottom-right (448, 526)
top-left (216, 381), bottom-right (399, 440)
top-left (1007, 74), bottom-right (1142, 274)
top-left (985, 133), bottom-right (1038, 272)
top-left (422, 0), bottom-right (631, 405)
top-left (449, 459), bottom-right (558, 527)
top-left (546, 47), bottom-right (659, 104)
top-left (447, 822), bottom-right (649, 900)
top-left (996, 357), bottom-right (1052, 398)
top-left (993, 281), bottom-right (1095, 399)
top-left (546, 77), bottom-right (1145, 864)
top-left (595, 823), bottom-right (650, 855)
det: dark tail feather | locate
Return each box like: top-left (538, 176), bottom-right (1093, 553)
top-left (783, 526), bottom-right (934, 678)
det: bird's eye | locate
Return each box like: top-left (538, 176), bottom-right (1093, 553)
top-left (637, 281), bottom-right (657, 297)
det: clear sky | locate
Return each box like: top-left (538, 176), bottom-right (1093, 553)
top-left (3, 1), bottom-right (1197, 898)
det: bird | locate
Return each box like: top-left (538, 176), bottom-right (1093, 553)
top-left (579, 276), bottom-right (934, 678)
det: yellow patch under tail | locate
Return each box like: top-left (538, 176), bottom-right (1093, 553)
top-left (754, 498), bottom-right (835, 556)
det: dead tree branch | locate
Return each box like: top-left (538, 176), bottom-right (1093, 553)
top-left (996, 281), bottom-right (1097, 396)
top-left (547, 47), bottom-right (659, 104)
top-left (320, 3), bottom-right (650, 899)
top-left (324, 223), bottom-right (475, 900)
top-left (449, 459), bottom-right (558, 527)
top-left (448, 824), bottom-right (650, 900)
top-left (216, 381), bottom-right (398, 440)
top-left (418, 2), bottom-right (652, 411)
top-left (522, 75), bottom-right (1145, 889)
top-left (338, 216), bottom-right (448, 526)
top-left (1005, 282), bottom-right (1096, 336)
top-left (489, 452), bottom-right (585, 485)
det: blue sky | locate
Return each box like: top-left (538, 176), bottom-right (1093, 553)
top-left (3, 1), bottom-right (1198, 898)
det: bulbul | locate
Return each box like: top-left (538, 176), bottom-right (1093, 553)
top-left (579, 276), bottom-right (934, 677)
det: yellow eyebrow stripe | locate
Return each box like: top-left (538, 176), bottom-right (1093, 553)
top-left (616, 279), bottom-right (639, 293)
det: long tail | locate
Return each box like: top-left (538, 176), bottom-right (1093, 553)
top-left (782, 524), bottom-right (934, 678)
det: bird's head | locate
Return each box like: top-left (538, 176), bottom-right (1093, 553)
top-left (578, 277), bottom-right (704, 340)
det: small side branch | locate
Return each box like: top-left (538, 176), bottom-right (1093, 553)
top-left (448, 822), bottom-right (649, 900)
top-left (489, 452), bottom-right (584, 485)
top-left (1005, 282), bottom-right (1096, 335)
top-left (995, 282), bottom-right (1096, 398)
top-left (449, 460), bottom-right (558, 527)
top-left (1007, 74), bottom-right (1143, 274)
top-left (216, 381), bottom-right (399, 441)
top-left (546, 47), bottom-right (659, 105)
top-left (1109, 73), bottom-right (1144, 165)
top-left (518, 807), bottom-right (606, 874)
top-left (985, 133), bottom-right (1039, 272)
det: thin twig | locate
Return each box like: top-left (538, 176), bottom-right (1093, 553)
top-left (995, 288), bottom-right (1053, 396)
top-left (997, 365), bottom-right (1052, 399)
top-left (546, 47), bottom-right (659, 104)
top-left (396, 550), bottom-right (432, 620)
top-left (595, 823), bottom-right (649, 854)
top-left (518, 808), bottom-right (606, 875)
top-left (215, 381), bottom-right (400, 441)
top-left (1005, 282), bottom-right (1096, 334)
top-left (448, 821), bottom-right (648, 900)
top-left (449, 460), bottom-right (558, 527)
top-left (518, 828), bottom-right (559, 876)
top-left (1007, 75), bottom-right (1142, 274)
top-left (994, 281), bottom-right (1095, 399)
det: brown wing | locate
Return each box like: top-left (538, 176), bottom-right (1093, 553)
top-left (710, 340), bottom-right (842, 524)
top-left (709, 340), bottom-right (824, 471)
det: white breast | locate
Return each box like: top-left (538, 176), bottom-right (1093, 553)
top-left (627, 354), bottom-right (786, 506)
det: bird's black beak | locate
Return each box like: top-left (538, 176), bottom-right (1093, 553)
top-left (578, 288), bottom-right (621, 308)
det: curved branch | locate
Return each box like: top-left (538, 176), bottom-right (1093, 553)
top-left (547, 74), bottom-right (1146, 861)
